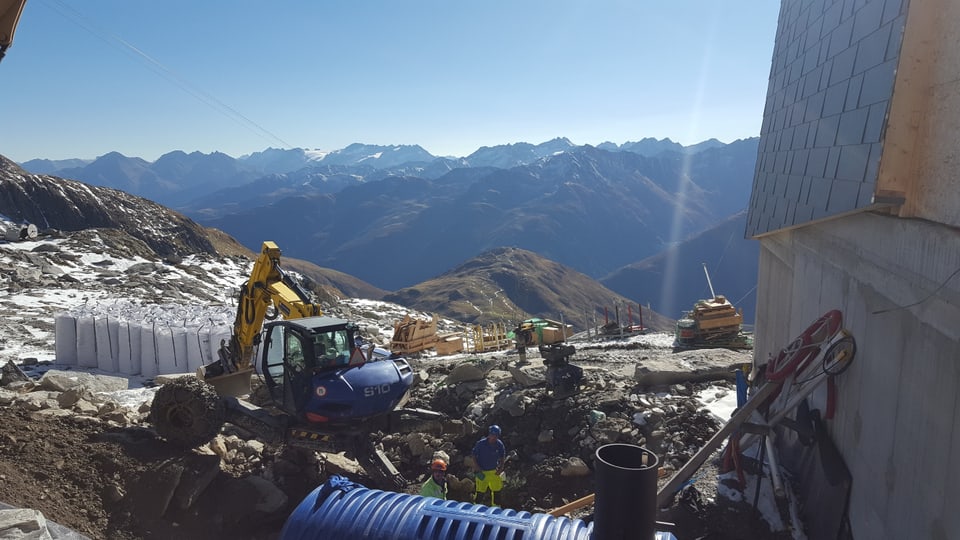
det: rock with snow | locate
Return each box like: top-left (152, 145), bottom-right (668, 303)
top-left (37, 371), bottom-right (128, 394)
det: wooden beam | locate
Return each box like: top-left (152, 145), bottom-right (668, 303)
top-left (548, 493), bottom-right (595, 517)
top-left (656, 380), bottom-right (781, 507)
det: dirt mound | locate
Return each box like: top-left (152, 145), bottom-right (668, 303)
top-left (0, 406), bottom-right (286, 539)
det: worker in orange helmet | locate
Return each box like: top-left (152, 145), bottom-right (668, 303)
top-left (419, 458), bottom-right (448, 500)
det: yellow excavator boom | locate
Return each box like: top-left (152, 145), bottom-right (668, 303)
top-left (0, 0), bottom-right (27, 63)
top-left (206, 241), bottom-right (323, 395)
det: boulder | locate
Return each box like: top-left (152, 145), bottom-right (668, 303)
top-left (322, 452), bottom-right (364, 477)
top-left (56, 388), bottom-right (91, 409)
top-left (405, 433), bottom-right (427, 458)
top-left (172, 454), bottom-right (222, 511)
top-left (242, 440), bottom-right (265, 458)
top-left (509, 365), bottom-right (545, 387)
top-left (0, 388), bottom-right (19, 406)
top-left (207, 436), bottom-right (229, 461)
top-left (494, 392), bottom-right (527, 417)
top-left (243, 475), bottom-right (288, 515)
top-left (15, 391), bottom-right (59, 412)
top-left (72, 400), bottom-right (99, 416)
top-left (38, 371), bottom-right (128, 394)
top-left (633, 351), bottom-right (739, 386)
top-left (444, 363), bottom-right (488, 384)
top-left (1, 361), bottom-right (30, 387)
top-left (560, 457), bottom-right (591, 477)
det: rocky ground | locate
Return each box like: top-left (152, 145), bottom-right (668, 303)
top-left (0, 229), bottom-right (792, 539)
top-left (0, 337), bottom-right (791, 540)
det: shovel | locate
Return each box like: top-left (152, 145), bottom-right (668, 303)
top-left (500, 450), bottom-right (518, 475)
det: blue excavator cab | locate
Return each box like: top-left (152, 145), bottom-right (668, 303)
top-left (259, 316), bottom-right (413, 424)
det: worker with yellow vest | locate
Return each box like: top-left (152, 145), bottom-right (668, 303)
top-left (419, 458), bottom-right (448, 499)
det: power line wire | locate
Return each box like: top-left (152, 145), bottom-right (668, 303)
top-left (41, 0), bottom-right (294, 150)
top-left (871, 265), bottom-right (960, 315)
top-left (733, 285), bottom-right (756, 307)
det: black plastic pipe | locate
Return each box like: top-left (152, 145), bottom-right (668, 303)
top-left (593, 443), bottom-right (659, 540)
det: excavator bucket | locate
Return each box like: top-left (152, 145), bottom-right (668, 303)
top-left (196, 365), bottom-right (254, 398)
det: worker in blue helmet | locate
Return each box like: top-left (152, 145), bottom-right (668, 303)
top-left (471, 425), bottom-right (506, 506)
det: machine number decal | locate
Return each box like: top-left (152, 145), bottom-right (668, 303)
top-left (363, 383), bottom-right (391, 397)
top-left (315, 386), bottom-right (327, 397)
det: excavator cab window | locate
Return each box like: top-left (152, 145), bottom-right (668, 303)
top-left (286, 334), bottom-right (306, 372)
top-left (313, 330), bottom-right (350, 368)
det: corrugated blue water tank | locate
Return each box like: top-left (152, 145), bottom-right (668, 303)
top-left (280, 476), bottom-right (592, 540)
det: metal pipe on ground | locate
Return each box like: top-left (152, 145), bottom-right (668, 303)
top-left (765, 434), bottom-right (786, 499)
top-left (593, 444), bottom-right (659, 540)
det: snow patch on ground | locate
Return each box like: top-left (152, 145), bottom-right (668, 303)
top-left (696, 384), bottom-right (739, 423)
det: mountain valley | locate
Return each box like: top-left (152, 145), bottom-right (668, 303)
top-left (8, 136), bottom-right (761, 327)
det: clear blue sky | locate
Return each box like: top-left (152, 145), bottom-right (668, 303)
top-left (1, 0), bottom-right (780, 162)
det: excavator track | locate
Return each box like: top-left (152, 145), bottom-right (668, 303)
top-left (150, 376), bottom-right (226, 447)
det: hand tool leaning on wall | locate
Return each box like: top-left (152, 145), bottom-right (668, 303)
top-left (657, 310), bottom-right (857, 508)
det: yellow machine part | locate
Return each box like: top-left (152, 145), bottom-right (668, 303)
top-left (205, 241), bottom-right (322, 397)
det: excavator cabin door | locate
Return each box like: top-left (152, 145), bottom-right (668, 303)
top-left (261, 323), bottom-right (315, 415)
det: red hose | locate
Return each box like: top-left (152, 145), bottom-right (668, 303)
top-left (825, 377), bottom-right (837, 419)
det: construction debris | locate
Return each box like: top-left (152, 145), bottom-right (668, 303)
top-left (593, 304), bottom-right (647, 338)
top-left (514, 318), bottom-right (574, 348)
top-left (390, 314), bottom-right (464, 355)
top-left (674, 265), bottom-right (752, 350)
top-left (539, 343), bottom-right (583, 398)
top-left (470, 321), bottom-right (511, 353)
top-left (3, 223), bottom-right (38, 242)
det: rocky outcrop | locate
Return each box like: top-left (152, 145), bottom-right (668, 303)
top-left (0, 156), bottom-right (216, 257)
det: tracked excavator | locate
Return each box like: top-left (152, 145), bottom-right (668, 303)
top-left (150, 242), bottom-right (439, 488)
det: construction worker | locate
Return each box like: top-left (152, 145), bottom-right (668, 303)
top-left (472, 425), bottom-right (506, 506)
top-left (419, 458), bottom-right (448, 500)
top-left (515, 323), bottom-right (531, 364)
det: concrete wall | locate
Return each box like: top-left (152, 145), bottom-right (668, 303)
top-left (754, 212), bottom-right (960, 539)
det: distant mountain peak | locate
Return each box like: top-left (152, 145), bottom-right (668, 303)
top-left (97, 151), bottom-right (133, 161)
top-left (320, 143), bottom-right (435, 168)
top-left (384, 246), bottom-right (674, 331)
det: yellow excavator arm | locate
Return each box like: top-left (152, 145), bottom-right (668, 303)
top-left (209, 241), bottom-right (323, 395)
top-left (0, 0), bottom-right (27, 63)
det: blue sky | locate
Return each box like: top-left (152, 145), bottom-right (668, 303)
top-left (1, 1), bottom-right (780, 162)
